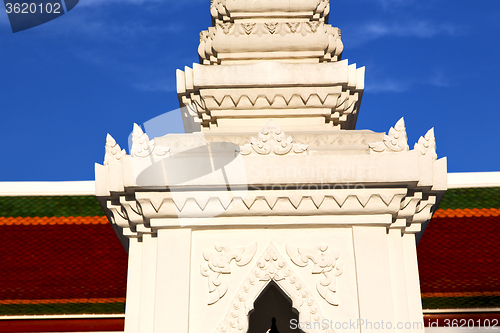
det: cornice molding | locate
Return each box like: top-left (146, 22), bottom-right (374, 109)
top-left (101, 187), bottom-right (437, 238)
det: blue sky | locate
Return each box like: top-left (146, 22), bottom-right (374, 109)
top-left (1, 0), bottom-right (499, 181)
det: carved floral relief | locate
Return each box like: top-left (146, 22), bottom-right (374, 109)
top-left (286, 244), bottom-right (343, 306)
top-left (201, 243), bottom-right (258, 305)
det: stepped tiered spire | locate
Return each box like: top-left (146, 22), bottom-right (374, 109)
top-left (177, 0), bottom-right (364, 132)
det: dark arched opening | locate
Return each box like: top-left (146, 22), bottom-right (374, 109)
top-left (247, 281), bottom-right (304, 333)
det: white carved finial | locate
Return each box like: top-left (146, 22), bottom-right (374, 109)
top-left (239, 121), bottom-right (308, 156)
top-left (104, 134), bottom-right (125, 165)
top-left (369, 117), bottom-right (409, 153)
top-left (414, 128), bottom-right (437, 160)
top-left (130, 123), bottom-right (170, 159)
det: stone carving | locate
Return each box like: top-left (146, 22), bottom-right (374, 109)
top-left (201, 243), bottom-right (257, 305)
top-left (239, 121), bottom-right (308, 156)
top-left (214, 243), bottom-right (333, 333)
top-left (217, 22), bottom-right (234, 34)
top-left (198, 22), bottom-right (343, 64)
top-left (210, 0), bottom-right (331, 21)
top-left (153, 131), bottom-right (382, 152)
top-left (211, 22), bottom-right (338, 38)
top-left (130, 123), bottom-right (170, 159)
top-left (414, 128), bottom-right (437, 160)
top-left (104, 134), bottom-right (125, 165)
top-left (202, 90), bottom-right (352, 109)
top-left (109, 189), bottom-right (409, 225)
top-left (369, 117), bottom-right (409, 153)
top-left (264, 22), bottom-right (279, 35)
top-left (242, 23), bottom-right (255, 35)
top-left (286, 244), bottom-right (343, 306)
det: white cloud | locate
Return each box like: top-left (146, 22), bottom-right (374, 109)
top-left (344, 20), bottom-right (462, 47)
top-left (427, 71), bottom-right (449, 88)
top-left (366, 77), bottom-right (411, 93)
top-left (366, 71), bottom-right (450, 93)
top-left (369, 21), bottom-right (458, 38)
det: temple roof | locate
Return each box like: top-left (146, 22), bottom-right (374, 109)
top-left (0, 195), bottom-right (127, 316)
top-left (418, 187), bottom-right (500, 309)
top-left (0, 180), bottom-right (499, 317)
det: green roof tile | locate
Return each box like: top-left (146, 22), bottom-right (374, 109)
top-left (0, 302), bottom-right (125, 316)
top-left (0, 196), bottom-right (105, 218)
top-left (437, 187), bottom-right (500, 210)
top-left (422, 296), bottom-right (500, 309)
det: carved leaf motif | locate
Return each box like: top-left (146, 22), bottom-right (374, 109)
top-left (369, 117), bottom-right (409, 153)
top-left (242, 23), bottom-right (255, 35)
top-left (217, 22), bottom-right (233, 34)
top-left (104, 134), bottom-right (125, 165)
top-left (264, 22), bottom-right (279, 34)
top-left (286, 22), bottom-right (300, 33)
top-left (414, 128), bottom-right (437, 160)
top-left (286, 244), bottom-right (343, 306)
top-left (239, 121), bottom-right (308, 156)
top-left (306, 21), bottom-right (321, 33)
top-left (130, 123), bottom-right (171, 159)
top-left (201, 243), bottom-right (258, 305)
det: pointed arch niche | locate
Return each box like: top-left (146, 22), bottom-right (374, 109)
top-left (213, 244), bottom-right (333, 333)
top-left (247, 280), bottom-right (303, 333)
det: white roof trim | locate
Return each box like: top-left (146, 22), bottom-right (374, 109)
top-left (447, 172), bottom-right (500, 189)
top-left (0, 181), bottom-right (95, 196)
top-left (0, 172), bottom-right (499, 196)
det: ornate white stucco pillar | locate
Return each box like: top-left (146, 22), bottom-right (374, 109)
top-left (95, 1), bottom-right (447, 333)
